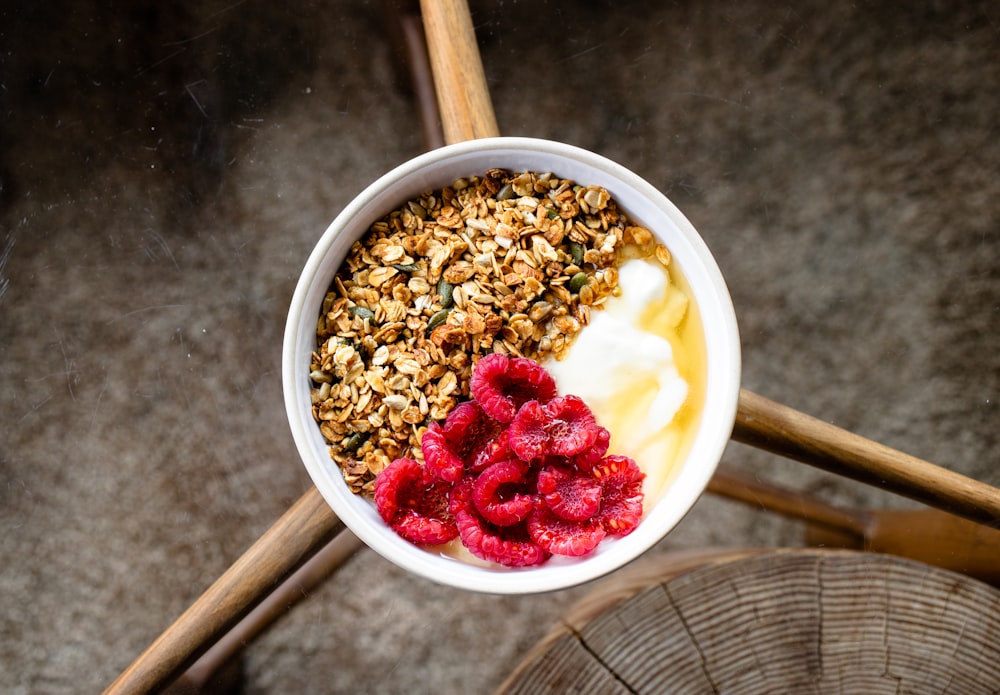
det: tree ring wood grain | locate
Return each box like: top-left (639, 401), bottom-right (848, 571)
top-left (497, 548), bottom-right (1000, 694)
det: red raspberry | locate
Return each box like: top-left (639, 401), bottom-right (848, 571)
top-left (455, 509), bottom-right (549, 567)
top-left (591, 455), bottom-right (646, 536)
top-left (472, 459), bottom-right (535, 526)
top-left (508, 395), bottom-right (600, 461)
top-left (537, 465), bottom-right (602, 521)
top-left (505, 356), bottom-right (558, 402)
top-left (373, 458), bottom-right (458, 546)
top-left (571, 426), bottom-right (611, 472)
top-left (469, 429), bottom-right (512, 473)
top-left (420, 421), bottom-right (462, 483)
top-left (544, 395), bottom-right (600, 456)
top-left (448, 475), bottom-right (476, 516)
top-left (421, 401), bottom-right (505, 482)
top-left (527, 507), bottom-right (607, 557)
top-left (373, 457), bottom-right (416, 524)
top-left (506, 400), bottom-right (550, 461)
top-left (470, 353), bottom-right (557, 423)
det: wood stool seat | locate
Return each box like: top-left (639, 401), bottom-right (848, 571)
top-left (496, 548), bottom-right (1000, 694)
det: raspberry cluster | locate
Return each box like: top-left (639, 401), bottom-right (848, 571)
top-left (373, 353), bottom-right (645, 568)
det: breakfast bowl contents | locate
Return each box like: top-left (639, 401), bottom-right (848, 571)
top-left (283, 138), bottom-right (740, 593)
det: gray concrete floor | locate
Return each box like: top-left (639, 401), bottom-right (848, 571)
top-left (2, 1), bottom-right (998, 693)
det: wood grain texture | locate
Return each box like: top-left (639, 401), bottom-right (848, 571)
top-left (805, 508), bottom-right (1000, 586)
top-left (419, 0), bottom-right (499, 143)
top-left (103, 487), bottom-right (343, 695)
top-left (498, 549), bottom-right (1000, 694)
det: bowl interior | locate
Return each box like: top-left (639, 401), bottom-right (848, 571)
top-left (282, 137), bottom-right (740, 594)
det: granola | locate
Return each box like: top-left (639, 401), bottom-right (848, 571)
top-left (309, 169), bottom-right (664, 495)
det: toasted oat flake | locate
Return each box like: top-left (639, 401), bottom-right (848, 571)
top-left (309, 169), bottom-right (663, 495)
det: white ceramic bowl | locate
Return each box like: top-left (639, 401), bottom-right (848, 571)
top-left (283, 137), bottom-right (740, 594)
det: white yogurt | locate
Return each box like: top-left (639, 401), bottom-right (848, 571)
top-left (545, 258), bottom-right (692, 503)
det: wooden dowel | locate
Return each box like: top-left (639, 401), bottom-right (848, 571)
top-left (419, 0), bottom-right (499, 144)
top-left (104, 487), bottom-right (344, 695)
top-left (707, 465), bottom-right (868, 537)
top-left (171, 530), bottom-right (365, 692)
top-left (400, 11), bottom-right (446, 150)
top-left (732, 388), bottom-right (1000, 527)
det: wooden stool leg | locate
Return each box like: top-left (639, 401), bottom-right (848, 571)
top-left (165, 531), bottom-right (365, 693)
top-left (419, 0), bottom-right (499, 143)
top-left (381, 0), bottom-right (445, 150)
top-left (104, 487), bottom-right (344, 695)
top-left (708, 465), bottom-right (1000, 586)
top-left (733, 389), bottom-right (1000, 526)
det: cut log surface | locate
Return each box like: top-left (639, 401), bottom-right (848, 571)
top-left (496, 549), bottom-right (1000, 694)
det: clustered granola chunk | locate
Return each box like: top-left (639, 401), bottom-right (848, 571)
top-left (309, 168), bottom-right (664, 495)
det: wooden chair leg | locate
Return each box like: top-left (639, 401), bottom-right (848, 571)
top-left (708, 465), bottom-right (1000, 586)
top-left (104, 487), bottom-right (344, 695)
top-left (732, 389), bottom-right (1000, 526)
top-left (381, 0), bottom-right (445, 150)
top-left (163, 530), bottom-right (365, 693)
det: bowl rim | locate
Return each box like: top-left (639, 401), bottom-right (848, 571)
top-left (282, 136), bottom-right (741, 594)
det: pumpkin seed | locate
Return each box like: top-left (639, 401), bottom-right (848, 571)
top-left (427, 307), bottom-right (452, 331)
top-left (568, 272), bottom-right (588, 294)
top-left (342, 432), bottom-right (368, 454)
top-left (437, 279), bottom-right (454, 308)
top-left (348, 305), bottom-right (375, 321)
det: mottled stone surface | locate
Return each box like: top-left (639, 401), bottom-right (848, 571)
top-left (1, 1), bottom-right (997, 692)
